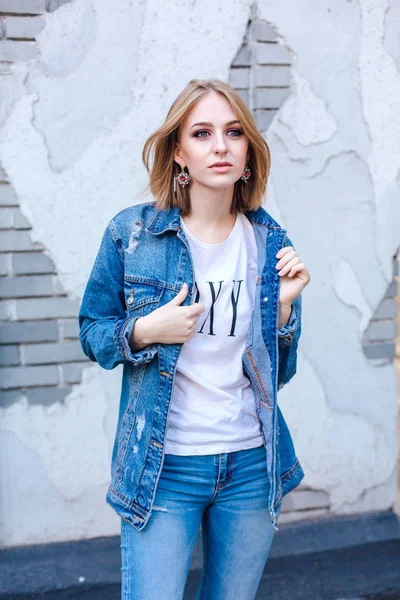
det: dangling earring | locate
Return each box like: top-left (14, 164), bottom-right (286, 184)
top-left (174, 165), bottom-right (191, 192)
top-left (241, 163), bottom-right (251, 183)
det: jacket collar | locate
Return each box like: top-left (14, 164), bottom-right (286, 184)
top-left (145, 203), bottom-right (286, 235)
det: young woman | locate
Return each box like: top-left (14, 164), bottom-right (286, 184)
top-left (79, 78), bottom-right (310, 600)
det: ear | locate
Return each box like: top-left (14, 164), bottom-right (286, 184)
top-left (174, 143), bottom-right (184, 169)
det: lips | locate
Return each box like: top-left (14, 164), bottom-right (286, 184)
top-left (210, 162), bottom-right (232, 167)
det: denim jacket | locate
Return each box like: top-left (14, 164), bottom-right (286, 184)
top-left (78, 200), bottom-right (304, 531)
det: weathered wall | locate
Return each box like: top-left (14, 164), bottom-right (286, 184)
top-left (0, 0), bottom-right (398, 547)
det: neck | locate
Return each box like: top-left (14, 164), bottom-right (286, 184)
top-left (184, 181), bottom-right (236, 228)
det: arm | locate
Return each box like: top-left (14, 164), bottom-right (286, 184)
top-left (78, 222), bottom-right (158, 370)
top-left (278, 302), bottom-right (292, 330)
top-left (277, 234), bottom-right (302, 388)
top-left (277, 298), bottom-right (300, 347)
top-left (277, 292), bottom-right (302, 388)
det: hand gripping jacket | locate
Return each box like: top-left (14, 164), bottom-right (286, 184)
top-left (78, 201), bottom-right (304, 532)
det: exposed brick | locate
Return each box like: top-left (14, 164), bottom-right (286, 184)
top-left (365, 319), bottom-right (397, 342)
top-left (61, 318), bottom-right (79, 339)
top-left (0, 364), bottom-right (59, 389)
top-left (254, 109), bottom-right (278, 131)
top-left (363, 342), bottom-right (396, 360)
top-left (0, 299), bottom-right (14, 320)
top-left (0, 389), bottom-right (25, 407)
top-left (228, 67), bottom-right (249, 89)
top-left (0, 253), bottom-right (9, 276)
top-left (0, 184), bottom-right (18, 207)
top-left (62, 361), bottom-right (89, 384)
top-left (386, 279), bottom-right (398, 297)
top-left (232, 44), bottom-right (251, 67)
top-left (53, 278), bottom-right (65, 295)
top-left (375, 298), bottom-right (397, 319)
top-left (24, 340), bottom-right (87, 364)
top-left (255, 42), bottom-right (291, 65)
top-left (0, 207), bottom-right (31, 229)
top-left (0, 320), bottom-right (58, 343)
top-left (12, 251), bottom-right (55, 275)
top-left (254, 65), bottom-right (291, 87)
top-left (27, 385), bottom-right (73, 406)
top-left (235, 89), bottom-right (249, 106)
top-left (0, 230), bottom-right (44, 252)
top-left (254, 87), bottom-right (291, 110)
top-left (0, 344), bottom-right (19, 366)
top-left (0, 274), bottom-right (57, 298)
top-left (0, 40), bottom-right (37, 62)
top-left (3, 16), bottom-right (45, 39)
top-left (15, 297), bottom-right (80, 320)
top-left (13, 208), bottom-right (31, 229)
top-left (251, 21), bottom-right (277, 42)
top-left (0, 207), bottom-right (13, 229)
top-left (0, 0), bottom-right (46, 13)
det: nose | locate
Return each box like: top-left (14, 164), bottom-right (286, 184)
top-left (212, 131), bottom-right (228, 155)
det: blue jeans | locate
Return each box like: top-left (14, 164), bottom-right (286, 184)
top-left (120, 444), bottom-right (277, 600)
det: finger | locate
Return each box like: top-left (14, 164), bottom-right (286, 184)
top-left (170, 283), bottom-right (188, 305)
top-left (276, 249), bottom-right (296, 269)
top-left (276, 246), bottom-right (294, 260)
top-left (288, 262), bottom-right (305, 277)
top-left (278, 256), bottom-right (300, 276)
top-left (189, 303), bottom-right (206, 315)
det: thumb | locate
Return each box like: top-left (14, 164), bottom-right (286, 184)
top-left (170, 282), bottom-right (189, 305)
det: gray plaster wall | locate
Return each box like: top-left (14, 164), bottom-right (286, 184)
top-left (0, 0), bottom-right (399, 547)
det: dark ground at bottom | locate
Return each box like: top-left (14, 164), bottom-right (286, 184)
top-left (1, 538), bottom-right (399, 600)
top-left (1, 511), bottom-right (399, 600)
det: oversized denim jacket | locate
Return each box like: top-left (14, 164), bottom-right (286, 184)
top-left (78, 200), bottom-right (304, 531)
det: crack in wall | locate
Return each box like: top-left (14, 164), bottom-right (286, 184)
top-left (0, 0), bottom-right (398, 540)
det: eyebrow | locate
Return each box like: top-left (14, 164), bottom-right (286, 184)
top-left (190, 120), bottom-right (240, 130)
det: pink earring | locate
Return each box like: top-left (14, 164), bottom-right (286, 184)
top-left (174, 165), bottom-right (191, 192)
top-left (241, 163), bottom-right (251, 183)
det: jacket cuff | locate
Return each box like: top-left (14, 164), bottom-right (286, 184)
top-left (114, 316), bottom-right (158, 366)
top-left (278, 303), bottom-right (300, 347)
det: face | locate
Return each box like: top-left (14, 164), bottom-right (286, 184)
top-left (174, 91), bottom-right (249, 192)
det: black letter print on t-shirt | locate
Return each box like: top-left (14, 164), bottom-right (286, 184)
top-left (193, 281), bottom-right (200, 304)
top-left (197, 281), bottom-right (224, 336)
top-left (228, 279), bottom-right (243, 337)
top-left (195, 279), bottom-right (244, 337)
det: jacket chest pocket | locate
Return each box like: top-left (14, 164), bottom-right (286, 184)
top-left (124, 277), bottom-right (166, 316)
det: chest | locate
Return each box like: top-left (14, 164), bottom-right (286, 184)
top-left (123, 223), bottom-right (285, 328)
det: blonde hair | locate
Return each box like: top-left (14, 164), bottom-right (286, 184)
top-left (140, 78), bottom-right (271, 216)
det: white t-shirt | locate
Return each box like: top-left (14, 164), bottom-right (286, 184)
top-left (164, 211), bottom-right (264, 455)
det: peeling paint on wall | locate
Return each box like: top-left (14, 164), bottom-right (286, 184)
top-left (278, 71), bottom-right (337, 146)
top-left (0, 365), bottom-right (121, 546)
top-left (279, 353), bottom-right (397, 515)
top-left (0, 0), bottom-right (399, 548)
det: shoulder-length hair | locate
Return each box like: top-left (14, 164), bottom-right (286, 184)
top-left (140, 78), bottom-right (271, 216)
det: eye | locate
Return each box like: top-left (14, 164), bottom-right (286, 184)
top-left (193, 130), bottom-right (209, 138)
top-left (193, 129), bottom-right (244, 138)
top-left (227, 129), bottom-right (243, 137)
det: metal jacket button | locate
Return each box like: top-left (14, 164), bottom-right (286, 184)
top-left (264, 296), bottom-right (268, 302)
